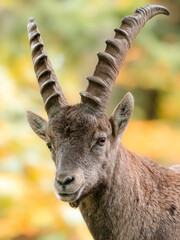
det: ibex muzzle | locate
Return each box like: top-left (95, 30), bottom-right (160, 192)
top-left (27, 5), bottom-right (180, 240)
top-left (55, 169), bottom-right (84, 202)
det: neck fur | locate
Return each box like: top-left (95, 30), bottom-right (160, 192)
top-left (78, 144), bottom-right (179, 240)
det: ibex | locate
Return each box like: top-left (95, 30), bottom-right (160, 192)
top-left (27, 5), bottom-right (180, 240)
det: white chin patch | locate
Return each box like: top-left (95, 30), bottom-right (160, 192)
top-left (55, 190), bottom-right (61, 200)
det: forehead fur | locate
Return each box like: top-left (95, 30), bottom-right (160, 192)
top-left (48, 104), bottom-right (111, 138)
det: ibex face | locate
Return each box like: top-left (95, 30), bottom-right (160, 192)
top-left (27, 5), bottom-right (169, 207)
top-left (48, 105), bottom-right (112, 204)
top-left (28, 93), bottom-right (134, 204)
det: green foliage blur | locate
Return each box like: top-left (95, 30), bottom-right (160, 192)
top-left (0, 0), bottom-right (180, 239)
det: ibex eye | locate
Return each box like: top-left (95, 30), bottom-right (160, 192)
top-left (46, 143), bottom-right (52, 150)
top-left (97, 137), bottom-right (106, 146)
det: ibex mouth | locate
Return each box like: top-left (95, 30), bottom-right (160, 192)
top-left (58, 192), bottom-right (78, 202)
top-left (56, 187), bottom-right (82, 202)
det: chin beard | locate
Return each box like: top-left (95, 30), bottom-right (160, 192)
top-left (69, 182), bottom-right (105, 208)
top-left (69, 190), bottom-right (89, 208)
top-left (69, 200), bottom-right (80, 208)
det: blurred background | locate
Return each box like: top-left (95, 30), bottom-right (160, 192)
top-left (0, 0), bottom-right (180, 239)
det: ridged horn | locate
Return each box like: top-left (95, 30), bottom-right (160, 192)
top-left (27, 17), bottom-right (68, 117)
top-left (80, 5), bottom-right (170, 115)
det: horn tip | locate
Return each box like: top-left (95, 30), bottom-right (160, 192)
top-left (165, 9), bottom-right (170, 16)
top-left (28, 17), bottom-right (36, 28)
top-left (28, 17), bottom-right (35, 22)
top-left (135, 5), bottom-right (170, 17)
top-left (149, 5), bottom-right (170, 16)
top-left (159, 6), bottom-right (170, 16)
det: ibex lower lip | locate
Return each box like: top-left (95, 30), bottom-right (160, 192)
top-left (56, 186), bottom-right (82, 202)
top-left (57, 191), bottom-right (79, 202)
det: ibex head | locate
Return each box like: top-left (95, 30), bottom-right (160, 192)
top-left (27, 5), bottom-right (169, 207)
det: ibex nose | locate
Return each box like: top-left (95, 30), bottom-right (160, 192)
top-left (56, 175), bottom-right (74, 187)
top-left (54, 169), bottom-right (84, 200)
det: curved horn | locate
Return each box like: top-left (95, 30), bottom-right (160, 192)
top-left (27, 18), bottom-right (68, 117)
top-left (80, 5), bottom-right (169, 115)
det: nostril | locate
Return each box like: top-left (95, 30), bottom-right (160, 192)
top-left (64, 176), bottom-right (74, 185)
top-left (56, 178), bottom-right (62, 186)
top-left (56, 176), bottom-right (74, 186)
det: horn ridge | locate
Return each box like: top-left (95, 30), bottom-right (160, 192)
top-left (114, 28), bottom-right (130, 46)
top-left (105, 38), bottom-right (121, 53)
top-left (80, 5), bottom-right (170, 115)
top-left (86, 76), bottom-right (109, 88)
top-left (80, 91), bottom-right (102, 110)
top-left (40, 79), bottom-right (56, 93)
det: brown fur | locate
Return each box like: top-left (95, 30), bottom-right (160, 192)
top-left (80, 145), bottom-right (180, 240)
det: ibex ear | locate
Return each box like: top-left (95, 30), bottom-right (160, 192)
top-left (27, 111), bottom-right (47, 141)
top-left (110, 92), bottom-right (134, 139)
